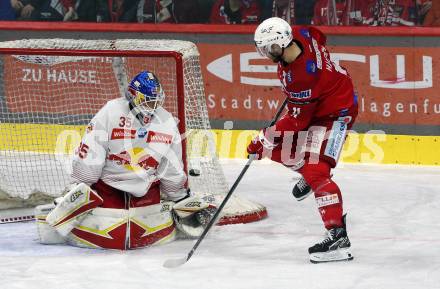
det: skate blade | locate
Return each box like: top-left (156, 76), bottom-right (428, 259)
top-left (310, 248), bottom-right (354, 264)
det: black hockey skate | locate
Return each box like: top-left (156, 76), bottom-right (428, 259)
top-left (308, 215), bottom-right (353, 263)
top-left (292, 177), bottom-right (312, 201)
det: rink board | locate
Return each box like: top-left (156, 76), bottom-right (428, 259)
top-left (1, 123), bottom-right (439, 165)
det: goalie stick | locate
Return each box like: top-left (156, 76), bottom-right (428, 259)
top-left (163, 96), bottom-right (289, 268)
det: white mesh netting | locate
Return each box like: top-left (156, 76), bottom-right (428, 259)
top-left (0, 39), bottom-right (266, 224)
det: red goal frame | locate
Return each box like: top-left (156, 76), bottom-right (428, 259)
top-left (0, 48), bottom-right (188, 173)
top-left (0, 45), bottom-right (268, 225)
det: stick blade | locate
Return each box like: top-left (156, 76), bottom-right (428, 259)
top-left (163, 257), bottom-right (187, 268)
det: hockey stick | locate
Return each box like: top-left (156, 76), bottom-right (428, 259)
top-left (163, 96), bottom-right (289, 268)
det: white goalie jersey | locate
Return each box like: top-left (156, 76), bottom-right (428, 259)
top-left (71, 97), bottom-right (187, 201)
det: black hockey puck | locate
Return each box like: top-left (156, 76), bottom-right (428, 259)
top-left (189, 169), bottom-right (201, 176)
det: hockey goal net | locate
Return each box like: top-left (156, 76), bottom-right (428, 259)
top-left (0, 39), bottom-right (267, 224)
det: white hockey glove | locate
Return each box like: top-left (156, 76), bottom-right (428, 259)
top-left (172, 192), bottom-right (218, 239)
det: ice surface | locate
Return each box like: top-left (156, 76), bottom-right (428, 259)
top-left (1, 160), bottom-right (439, 289)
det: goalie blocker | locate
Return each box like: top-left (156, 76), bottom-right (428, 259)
top-left (36, 182), bottom-right (217, 250)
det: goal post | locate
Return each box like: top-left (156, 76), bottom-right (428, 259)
top-left (0, 39), bottom-right (267, 225)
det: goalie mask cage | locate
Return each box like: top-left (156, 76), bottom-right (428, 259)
top-left (0, 39), bottom-right (267, 225)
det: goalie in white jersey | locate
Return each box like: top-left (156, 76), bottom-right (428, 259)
top-left (36, 70), bottom-right (217, 250)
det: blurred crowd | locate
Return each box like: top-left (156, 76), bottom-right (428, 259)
top-left (0, 0), bottom-right (438, 26)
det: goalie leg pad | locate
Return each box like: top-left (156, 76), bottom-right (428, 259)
top-left (128, 201), bottom-right (176, 249)
top-left (66, 202), bottom-right (176, 250)
top-left (46, 183), bottom-right (103, 237)
top-left (35, 203), bottom-right (65, 244)
top-left (66, 207), bottom-right (128, 249)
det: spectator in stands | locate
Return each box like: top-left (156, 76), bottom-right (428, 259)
top-left (345, 0), bottom-right (376, 25)
top-left (10, 0), bottom-right (77, 21)
top-left (104, 0), bottom-right (136, 22)
top-left (312, 0), bottom-right (363, 25)
top-left (294, 0), bottom-right (315, 24)
top-left (418, 0), bottom-right (433, 25)
top-left (312, 0), bottom-right (418, 26)
top-left (38, 0), bottom-right (77, 21)
top-left (174, 0), bottom-right (202, 23)
top-left (260, 0), bottom-right (315, 24)
top-left (271, 0), bottom-right (296, 24)
top-left (75, 0), bottom-right (108, 22)
top-left (0, 0), bottom-right (18, 20)
top-left (198, 0), bottom-right (216, 23)
top-left (135, 0), bottom-right (201, 23)
top-left (210, 0), bottom-right (261, 24)
top-left (259, 0), bottom-right (273, 20)
top-left (363, 0), bottom-right (417, 26)
top-left (423, 0), bottom-right (439, 25)
top-left (13, 0), bottom-right (44, 20)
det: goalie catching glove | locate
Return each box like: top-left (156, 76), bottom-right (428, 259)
top-left (172, 192), bottom-right (218, 239)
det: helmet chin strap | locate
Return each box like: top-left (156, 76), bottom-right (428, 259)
top-left (269, 40), bottom-right (295, 63)
top-left (269, 47), bottom-right (285, 63)
top-left (128, 102), bottom-right (152, 125)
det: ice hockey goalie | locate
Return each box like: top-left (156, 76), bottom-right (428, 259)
top-left (35, 70), bottom-right (216, 250)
